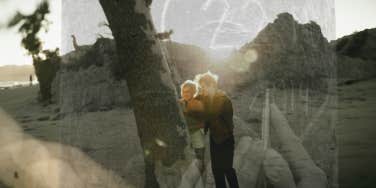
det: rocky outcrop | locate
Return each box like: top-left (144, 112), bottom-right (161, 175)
top-left (52, 38), bottom-right (130, 114)
top-left (53, 65), bottom-right (130, 114)
top-left (215, 13), bottom-right (336, 90)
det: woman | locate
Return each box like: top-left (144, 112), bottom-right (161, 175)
top-left (179, 80), bottom-right (205, 171)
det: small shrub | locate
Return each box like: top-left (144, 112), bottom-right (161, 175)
top-left (34, 49), bottom-right (61, 102)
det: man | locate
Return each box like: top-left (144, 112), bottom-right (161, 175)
top-left (195, 71), bottom-right (239, 188)
top-left (29, 74), bottom-right (33, 86)
top-left (179, 80), bottom-right (206, 171)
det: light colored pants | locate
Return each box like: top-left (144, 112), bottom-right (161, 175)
top-left (190, 129), bottom-right (205, 149)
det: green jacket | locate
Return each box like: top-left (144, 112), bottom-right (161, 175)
top-left (195, 90), bottom-right (234, 144)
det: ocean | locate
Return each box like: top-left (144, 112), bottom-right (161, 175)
top-left (0, 81), bottom-right (39, 89)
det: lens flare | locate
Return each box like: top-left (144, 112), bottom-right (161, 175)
top-left (229, 48), bottom-right (258, 72)
top-left (243, 49), bottom-right (258, 63)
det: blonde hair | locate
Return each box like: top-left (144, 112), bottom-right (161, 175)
top-left (180, 80), bottom-right (198, 97)
top-left (194, 71), bottom-right (218, 88)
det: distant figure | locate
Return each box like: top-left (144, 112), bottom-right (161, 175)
top-left (155, 29), bottom-right (173, 41)
top-left (71, 34), bottom-right (80, 50)
top-left (29, 74), bottom-right (33, 86)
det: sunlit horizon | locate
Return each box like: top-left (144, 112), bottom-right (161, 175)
top-left (1, 0), bottom-right (376, 66)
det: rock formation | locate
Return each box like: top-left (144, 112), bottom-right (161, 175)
top-left (213, 13), bottom-right (336, 90)
top-left (52, 38), bottom-right (129, 114)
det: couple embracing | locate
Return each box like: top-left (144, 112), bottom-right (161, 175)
top-left (179, 71), bottom-right (239, 188)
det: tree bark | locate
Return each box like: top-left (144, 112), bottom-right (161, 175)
top-left (98, 1), bottom-right (188, 187)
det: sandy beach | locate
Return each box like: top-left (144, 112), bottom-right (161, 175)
top-left (0, 79), bottom-right (376, 187)
top-left (0, 85), bottom-right (143, 188)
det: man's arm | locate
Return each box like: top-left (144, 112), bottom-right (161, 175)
top-left (204, 121), bottom-right (209, 135)
top-left (222, 96), bottom-right (234, 131)
top-left (187, 99), bottom-right (204, 112)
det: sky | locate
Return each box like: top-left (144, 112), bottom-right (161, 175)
top-left (0, 0), bottom-right (375, 66)
top-left (0, 0), bottom-right (61, 66)
top-left (335, 0), bottom-right (376, 37)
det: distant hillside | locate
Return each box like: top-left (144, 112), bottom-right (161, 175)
top-left (331, 28), bottom-right (376, 83)
top-left (333, 28), bottom-right (376, 61)
top-left (0, 65), bottom-right (35, 81)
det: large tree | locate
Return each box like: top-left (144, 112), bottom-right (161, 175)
top-left (7, 0), bottom-right (60, 102)
top-left (98, 0), bottom-right (188, 187)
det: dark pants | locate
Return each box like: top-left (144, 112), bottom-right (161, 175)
top-left (210, 136), bottom-right (239, 188)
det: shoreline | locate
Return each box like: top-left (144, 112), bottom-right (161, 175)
top-left (0, 81), bottom-right (39, 90)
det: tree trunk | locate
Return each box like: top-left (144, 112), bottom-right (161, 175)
top-left (98, 1), bottom-right (188, 187)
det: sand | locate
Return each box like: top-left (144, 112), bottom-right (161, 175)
top-left (0, 86), bottom-right (142, 188)
top-left (1, 79), bottom-right (376, 187)
top-left (337, 79), bottom-right (376, 188)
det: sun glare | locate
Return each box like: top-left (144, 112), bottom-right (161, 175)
top-left (243, 49), bottom-right (258, 63)
top-left (207, 48), bottom-right (233, 62)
